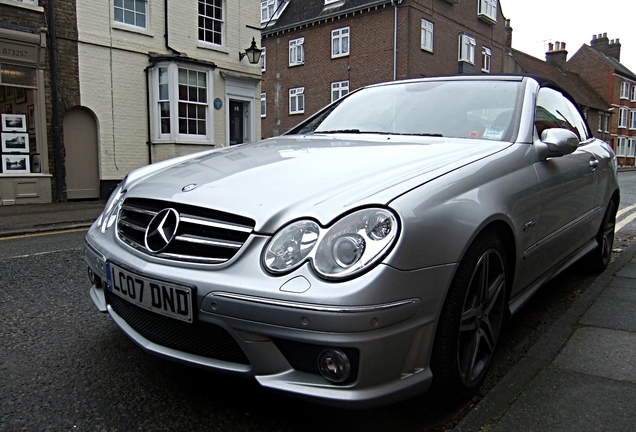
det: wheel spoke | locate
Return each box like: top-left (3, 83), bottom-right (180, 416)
top-left (460, 306), bottom-right (479, 332)
top-left (459, 330), bottom-right (481, 380)
top-left (484, 274), bottom-right (505, 315)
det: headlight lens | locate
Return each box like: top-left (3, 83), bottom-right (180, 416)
top-left (98, 182), bottom-right (126, 233)
top-left (263, 208), bottom-right (399, 280)
top-left (264, 220), bottom-right (320, 273)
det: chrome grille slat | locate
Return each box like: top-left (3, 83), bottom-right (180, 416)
top-left (159, 253), bottom-right (227, 264)
top-left (116, 198), bottom-right (255, 264)
top-left (176, 234), bottom-right (243, 249)
top-left (118, 218), bottom-right (147, 232)
top-left (180, 214), bottom-right (253, 233)
top-left (121, 205), bottom-right (158, 216)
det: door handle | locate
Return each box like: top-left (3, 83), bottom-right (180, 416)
top-left (589, 159), bottom-right (599, 170)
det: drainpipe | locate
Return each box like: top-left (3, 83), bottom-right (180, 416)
top-left (164, 0), bottom-right (180, 54)
top-left (145, 64), bottom-right (153, 165)
top-left (391, 0), bottom-right (401, 81)
top-left (48, 0), bottom-right (65, 200)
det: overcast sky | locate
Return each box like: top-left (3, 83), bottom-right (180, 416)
top-left (500, 0), bottom-right (636, 73)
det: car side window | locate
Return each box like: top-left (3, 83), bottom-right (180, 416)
top-left (535, 87), bottom-right (589, 142)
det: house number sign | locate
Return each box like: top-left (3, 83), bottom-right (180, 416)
top-left (0, 41), bottom-right (38, 64)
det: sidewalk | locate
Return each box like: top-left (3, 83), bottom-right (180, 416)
top-left (457, 244), bottom-right (636, 431)
top-left (1, 200), bottom-right (635, 430)
top-left (0, 200), bottom-right (105, 237)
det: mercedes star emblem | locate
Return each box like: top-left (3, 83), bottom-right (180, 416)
top-left (145, 208), bottom-right (180, 253)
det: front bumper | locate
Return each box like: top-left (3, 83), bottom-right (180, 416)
top-left (85, 230), bottom-right (456, 407)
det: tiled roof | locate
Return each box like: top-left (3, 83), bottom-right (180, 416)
top-left (510, 48), bottom-right (608, 111)
top-left (262, 0), bottom-right (392, 34)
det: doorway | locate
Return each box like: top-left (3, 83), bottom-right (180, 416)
top-left (63, 107), bottom-right (100, 199)
top-left (229, 101), bottom-right (244, 145)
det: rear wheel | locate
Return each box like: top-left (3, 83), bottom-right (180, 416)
top-left (431, 231), bottom-right (508, 402)
top-left (586, 199), bottom-right (617, 273)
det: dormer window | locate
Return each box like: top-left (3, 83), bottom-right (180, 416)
top-left (261, 0), bottom-right (289, 24)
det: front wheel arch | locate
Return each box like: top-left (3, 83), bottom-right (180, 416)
top-left (430, 227), bottom-right (513, 402)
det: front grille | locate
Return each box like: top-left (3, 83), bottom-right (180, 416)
top-left (117, 198), bottom-right (255, 264)
top-left (106, 290), bottom-right (250, 365)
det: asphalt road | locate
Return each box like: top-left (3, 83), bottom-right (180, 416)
top-left (1, 171), bottom-right (635, 431)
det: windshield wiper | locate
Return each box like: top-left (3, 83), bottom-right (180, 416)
top-left (392, 132), bottom-right (444, 137)
top-left (315, 129), bottom-right (361, 134)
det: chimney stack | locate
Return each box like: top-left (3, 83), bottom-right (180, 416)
top-left (590, 33), bottom-right (621, 62)
top-left (546, 41), bottom-right (568, 67)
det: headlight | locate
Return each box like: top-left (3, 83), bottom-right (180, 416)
top-left (97, 182), bottom-right (126, 233)
top-left (263, 208), bottom-right (399, 280)
top-left (264, 220), bottom-right (320, 273)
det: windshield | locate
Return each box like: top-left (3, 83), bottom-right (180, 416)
top-left (291, 80), bottom-right (522, 142)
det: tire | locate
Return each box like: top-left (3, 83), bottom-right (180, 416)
top-left (431, 231), bottom-right (508, 402)
top-left (585, 199), bottom-right (617, 273)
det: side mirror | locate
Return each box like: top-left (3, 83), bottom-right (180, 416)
top-left (536, 128), bottom-right (580, 160)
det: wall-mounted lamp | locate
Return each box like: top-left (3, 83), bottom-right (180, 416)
top-left (239, 37), bottom-right (263, 64)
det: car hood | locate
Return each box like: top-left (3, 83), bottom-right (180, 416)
top-left (125, 134), bottom-right (510, 232)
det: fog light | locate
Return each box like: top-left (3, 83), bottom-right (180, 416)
top-left (87, 268), bottom-right (96, 285)
top-left (318, 349), bottom-right (351, 383)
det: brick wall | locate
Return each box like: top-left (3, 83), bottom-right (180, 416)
top-left (260, 0), bottom-right (510, 138)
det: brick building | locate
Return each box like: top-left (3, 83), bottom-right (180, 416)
top-left (567, 34), bottom-right (636, 167)
top-left (260, 0), bottom-right (510, 137)
top-left (1, 0), bottom-right (263, 204)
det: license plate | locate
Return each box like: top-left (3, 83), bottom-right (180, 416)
top-left (106, 262), bottom-right (194, 323)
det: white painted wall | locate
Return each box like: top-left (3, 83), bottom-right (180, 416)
top-left (75, 0), bottom-right (261, 180)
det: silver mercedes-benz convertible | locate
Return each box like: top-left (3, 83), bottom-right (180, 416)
top-left (85, 75), bottom-right (619, 407)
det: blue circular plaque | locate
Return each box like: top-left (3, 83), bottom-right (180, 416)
top-left (214, 98), bottom-right (223, 109)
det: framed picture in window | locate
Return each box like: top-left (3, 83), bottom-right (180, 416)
top-left (2, 154), bottom-right (30, 174)
top-left (1, 133), bottom-right (29, 153)
top-left (15, 88), bottom-right (26, 104)
top-left (2, 114), bottom-right (27, 132)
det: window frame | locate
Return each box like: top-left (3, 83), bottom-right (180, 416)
top-left (459, 34), bottom-right (476, 64)
top-left (619, 107), bottom-right (628, 128)
top-left (114, 0), bottom-right (148, 29)
top-left (331, 80), bottom-right (349, 103)
top-left (632, 84), bottom-right (636, 102)
top-left (331, 27), bottom-right (350, 58)
top-left (481, 46), bottom-right (491, 73)
top-left (630, 110), bottom-right (636, 130)
top-left (151, 62), bottom-right (214, 144)
top-left (198, 0), bottom-right (224, 47)
top-left (478, 0), bottom-right (497, 23)
top-left (617, 136), bottom-right (627, 157)
top-left (261, 0), bottom-right (276, 22)
top-left (289, 38), bottom-right (305, 66)
top-left (261, 93), bottom-right (266, 118)
top-left (421, 19), bottom-right (434, 52)
top-left (629, 138), bottom-right (636, 158)
top-left (260, 47), bottom-right (266, 71)
top-left (620, 81), bottom-right (630, 99)
top-left (289, 87), bottom-right (305, 115)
